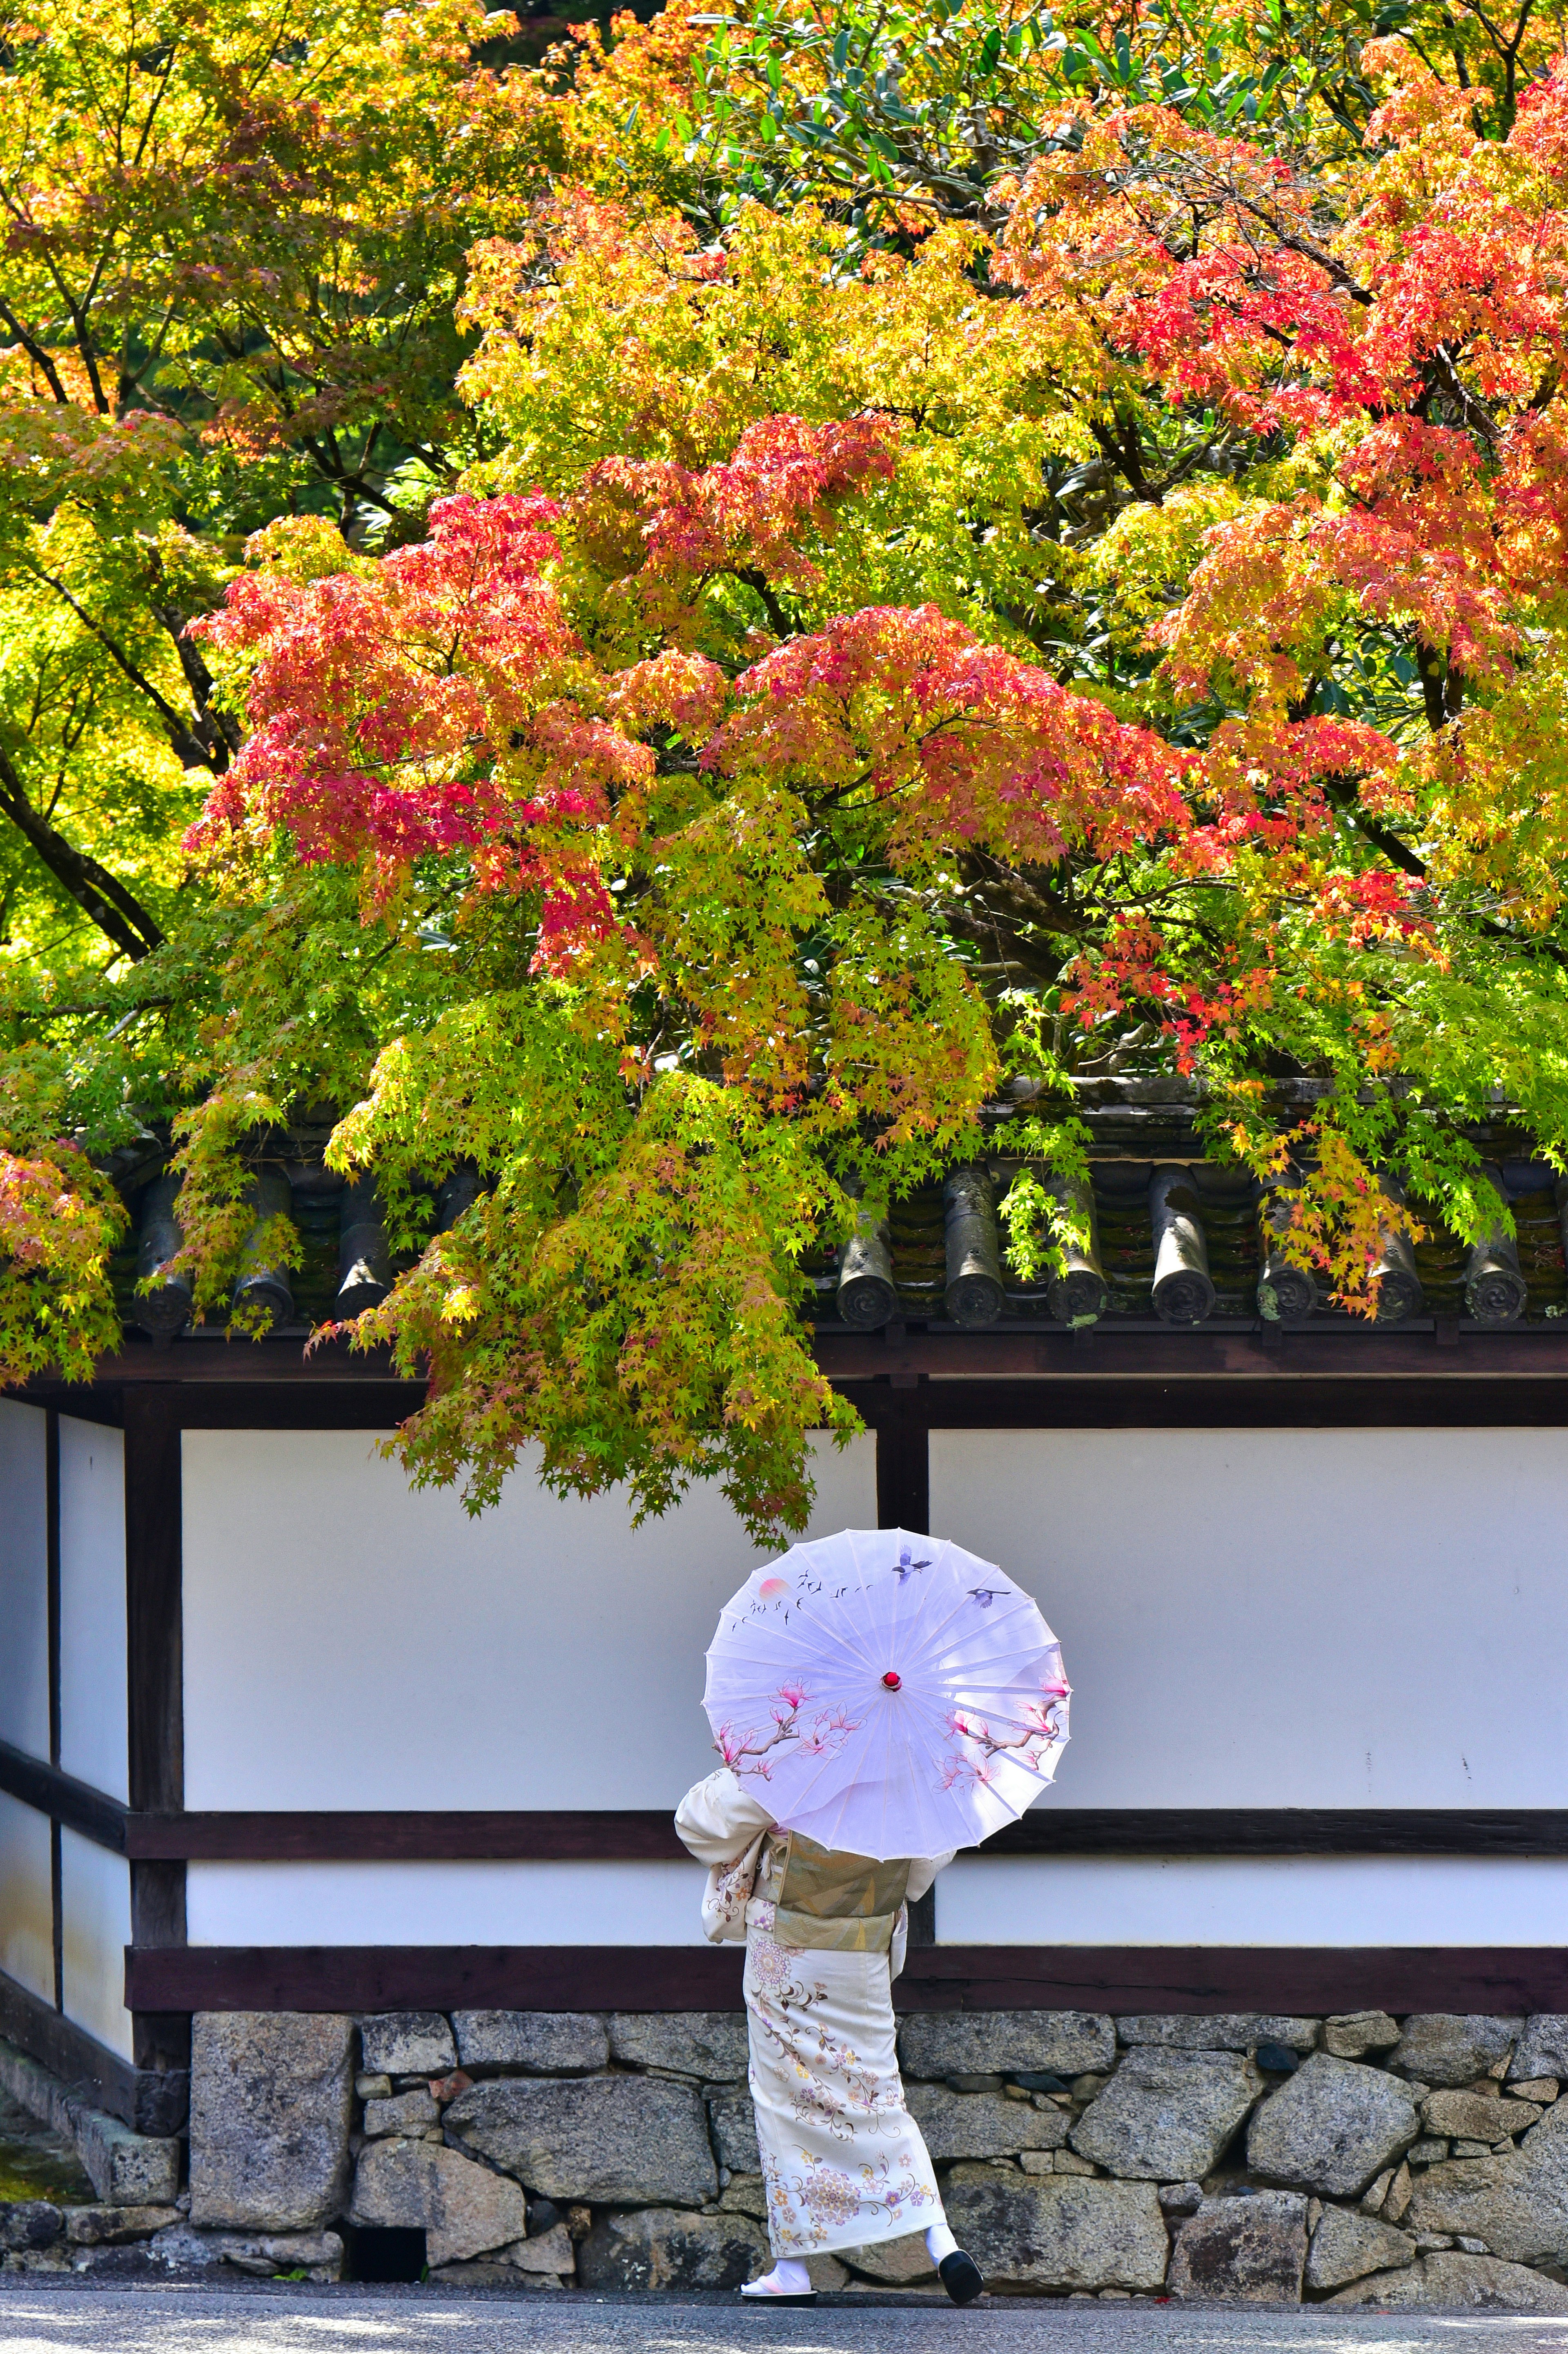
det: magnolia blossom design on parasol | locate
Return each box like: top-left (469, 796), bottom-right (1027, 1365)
top-left (704, 1526), bottom-right (1070, 1859)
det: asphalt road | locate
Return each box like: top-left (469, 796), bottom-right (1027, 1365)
top-left (7, 2286), bottom-right (1568, 2354)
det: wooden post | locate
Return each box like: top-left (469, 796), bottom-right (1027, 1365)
top-left (336, 1178), bottom-right (391, 1315)
top-left (1150, 1164), bottom-right (1215, 1325)
top-left (232, 1169), bottom-right (295, 1324)
top-left (1466, 1164), bottom-right (1526, 1325)
top-left (836, 1187), bottom-right (898, 1330)
top-left (1370, 1177), bottom-right (1423, 1322)
top-left (1257, 1188), bottom-right (1318, 1322)
top-left (943, 1167), bottom-right (1006, 1326)
top-left (122, 1384), bottom-right (191, 2130)
top-left (133, 1174), bottom-right (193, 1339)
top-left (1042, 1172), bottom-right (1107, 1325)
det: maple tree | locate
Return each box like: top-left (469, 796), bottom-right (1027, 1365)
top-left (4, 0), bottom-right (1568, 1535)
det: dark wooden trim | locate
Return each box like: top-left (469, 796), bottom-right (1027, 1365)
top-left (45, 1408), bottom-right (62, 2012)
top-left (822, 1325), bottom-right (1568, 1384)
top-left (122, 1389), bottom-right (181, 1815)
top-left (125, 1805), bottom-right (1568, 1862)
top-left (984, 1809), bottom-right (1568, 1857)
top-left (126, 1944), bottom-right (747, 2013)
top-left (45, 1411), bottom-right (60, 1771)
top-left (49, 1821), bottom-right (62, 2014)
top-left (127, 1808), bottom-right (690, 1861)
top-left (0, 1739), bottom-right (127, 1853)
top-left (0, 1962), bottom-right (183, 2135)
top-left (122, 1389), bottom-right (187, 2009)
top-left (125, 1942), bottom-right (1568, 2017)
top-left (898, 1948), bottom-right (1568, 2014)
top-left (875, 1410), bottom-right (928, 1536)
top-left (842, 1375), bottom-right (1568, 1429)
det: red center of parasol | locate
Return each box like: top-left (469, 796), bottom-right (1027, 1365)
top-left (882, 1671), bottom-right (902, 1690)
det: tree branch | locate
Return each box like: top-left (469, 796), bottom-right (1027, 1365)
top-left (0, 747), bottom-right (164, 959)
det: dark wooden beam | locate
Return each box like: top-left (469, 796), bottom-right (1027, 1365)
top-left (840, 1375), bottom-right (1568, 1429)
top-left (122, 1388), bottom-right (187, 1998)
top-left (0, 1739), bottom-right (127, 1853)
top-left (820, 1324), bottom-right (1568, 1384)
top-left (126, 1944), bottom-right (747, 2013)
top-left (0, 1963), bottom-right (183, 2135)
top-left (125, 1942), bottom-right (1568, 2017)
top-left (127, 1809), bottom-right (690, 1861)
top-left (121, 1806), bottom-right (1568, 1862)
top-left (982, 1808), bottom-right (1568, 1857)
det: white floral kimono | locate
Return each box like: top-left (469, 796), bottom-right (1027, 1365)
top-left (676, 1767), bottom-right (953, 2258)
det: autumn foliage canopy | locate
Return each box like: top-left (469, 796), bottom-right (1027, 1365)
top-left (4, 0), bottom-right (1568, 1530)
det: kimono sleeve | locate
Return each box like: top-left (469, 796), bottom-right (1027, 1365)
top-left (906, 1850), bottom-right (956, 1902)
top-left (674, 1767), bottom-right (776, 1865)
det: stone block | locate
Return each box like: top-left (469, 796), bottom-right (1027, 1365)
top-left (1390, 2016), bottom-right (1522, 2087)
top-left (63, 2205), bottom-right (180, 2247)
top-left (451, 2012), bottom-right (609, 2075)
top-left (357, 2013), bottom-right (457, 2077)
top-left (147, 2223), bottom-right (343, 2279)
top-left (577, 2207), bottom-right (766, 2291)
top-left (350, 2136), bottom-right (526, 2267)
top-left (1425, 2090), bottom-right (1539, 2142)
top-left (0, 2203), bottom-right (62, 2250)
top-left (508, 2222), bottom-right (576, 2275)
top-left (1168, 2191), bottom-right (1307, 2302)
top-left (1405, 2098), bottom-right (1568, 2264)
top-left (905, 2083), bottom-right (1068, 2163)
top-left (363, 2090), bottom-right (439, 2139)
top-left (444, 2072), bottom-right (717, 2206)
top-left (707, 2086), bottom-right (759, 2174)
top-left (942, 2163), bottom-right (1169, 2291)
top-left (840, 2231), bottom-right (935, 2283)
top-left (1511, 2080), bottom-right (1561, 2104)
top-left (1246, 2053), bottom-right (1418, 2196)
top-left (898, 2011), bottom-right (1114, 2081)
top-left (1304, 2203), bottom-right (1416, 2290)
top-left (608, 2014), bottom-right (749, 2080)
top-left (189, 2012), bottom-right (354, 2230)
top-left (1330, 2251), bottom-right (1568, 2309)
top-left (1514, 2020), bottom-right (1568, 2084)
top-left (71, 2107), bottom-right (180, 2206)
top-left (1117, 2016), bottom-right (1319, 2054)
top-left (1071, 2049), bottom-right (1261, 2181)
top-left (1324, 2013), bottom-right (1401, 2060)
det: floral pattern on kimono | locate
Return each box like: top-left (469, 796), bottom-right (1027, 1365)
top-left (743, 1902), bottom-right (942, 2256)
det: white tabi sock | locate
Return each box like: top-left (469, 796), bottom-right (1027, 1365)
top-left (742, 2257), bottom-right (813, 2296)
top-left (925, 2222), bottom-right (960, 2264)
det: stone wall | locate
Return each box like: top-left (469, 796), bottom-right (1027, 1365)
top-left (146, 2005), bottom-right (1568, 2303)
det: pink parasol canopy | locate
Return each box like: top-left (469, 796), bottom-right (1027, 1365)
top-left (703, 1525), bottom-right (1070, 1860)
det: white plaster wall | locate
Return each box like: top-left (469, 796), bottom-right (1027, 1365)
top-left (187, 1858), bottom-right (709, 1946)
top-left (182, 1429), bottom-right (877, 1810)
top-left (0, 1400), bottom-right (49, 1760)
top-left (0, 1789), bottom-right (53, 2003)
top-left (58, 1420), bottom-right (127, 1802)
top-left (930, 1426), bottom-right (1568, 1810)
top-left (59, 1829), bottom-right (133, 2061)
top-left (938, 1853), bottom-right (1568, 1947)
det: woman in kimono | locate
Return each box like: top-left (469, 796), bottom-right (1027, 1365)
top-left (676, 1765), bottom-right (985, 2304)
